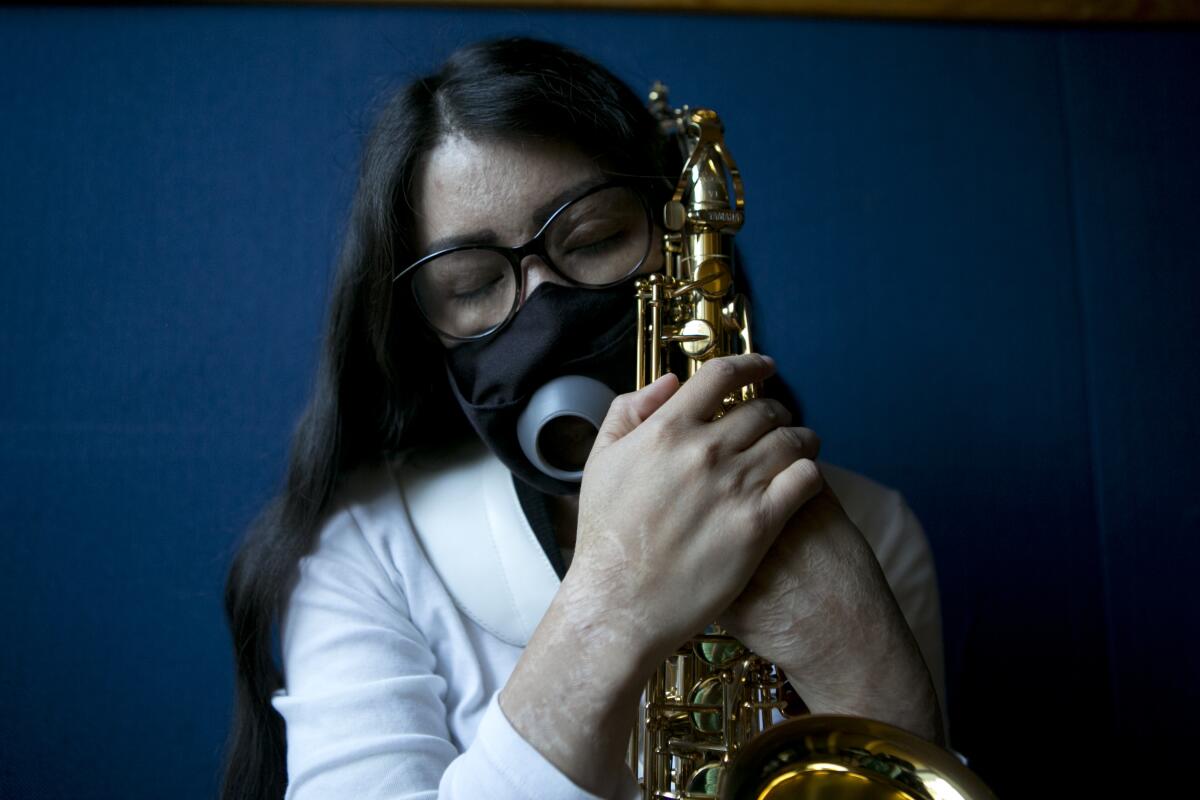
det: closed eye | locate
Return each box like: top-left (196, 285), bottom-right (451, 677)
top-left (567, 231), bottom-right (624, 255)
top-left (451, 273), bottom-right (506, 304)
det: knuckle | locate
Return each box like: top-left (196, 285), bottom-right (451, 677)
top-left (706, 357), bottom-right (736, 382)
top-left (702, 438), bottom-right (723, 468)
top-left (766, 399), bottom-right (792, 426)
top-left (652, 413), bottom-right (683, 442)
top-left (795, 458), bottom-right (824, 490)
top-left (688, 436), bottom-right (723, 470)
top-left (777, 426), bottom-right (805, 452)
top-left (754, 399), bottom-right (780, 425)
top-left (608, 392), bottom-right (633, 414)
top-left (749, 499), bottom-right (777, 539)
top-left (780, 426), bottom-right (819, 457)
top-left (729, 462), bottom-right (750, 493)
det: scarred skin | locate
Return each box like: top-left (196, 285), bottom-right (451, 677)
top-left (415, 135), bottom-right (941, 798)
top-left (720, 486), bottom-right (944, 745)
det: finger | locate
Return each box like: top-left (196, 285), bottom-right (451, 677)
top-left (760, 457), bottom-right (824, 531)
top-left (738, 427), bottom-right (821, 488)
top-left (592, 372), bottom-right (681, 453)
top-left (663, 354), bottom-right (776, 422)
top-left (710, 398), bottom-right (793, 454)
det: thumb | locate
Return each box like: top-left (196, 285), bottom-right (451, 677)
top-left (592, 373), bottom-right (680, 454)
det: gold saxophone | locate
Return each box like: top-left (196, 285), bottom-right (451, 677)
top-left (630, 84), bottom-right (995, 800)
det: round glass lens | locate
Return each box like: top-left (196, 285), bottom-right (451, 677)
top-left (546, 186), bottom-right (650, 286)
top-left (411, 248), bottom-right (517, 339)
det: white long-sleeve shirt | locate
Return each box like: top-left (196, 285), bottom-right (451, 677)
top-left (273, 442), bottom-right (944, 799)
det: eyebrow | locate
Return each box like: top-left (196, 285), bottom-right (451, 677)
top-left (425, 229), bottom-right (500, 254)
top-left (530, 176), bottom-right (609, 224)
top-left (422, 176), bottom-right (610, 257)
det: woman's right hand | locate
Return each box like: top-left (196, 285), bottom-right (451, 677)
top-left (567, 353), bottom-right (825, 667)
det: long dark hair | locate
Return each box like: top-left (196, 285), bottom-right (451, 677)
top-left (220, 38), bottom-right (669, 800)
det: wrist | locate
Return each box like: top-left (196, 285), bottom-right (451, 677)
top-left (550, 568), bottom-right (659, 696)
top-left (502, 568), bottom-right (653, 737)
top-left (500, 575), bottom-right (651, 796)
top-left (780, 614), bottom-right (943, 745)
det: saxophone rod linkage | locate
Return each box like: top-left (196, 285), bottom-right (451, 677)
top-left (668, 271), bottom-right (726, 299)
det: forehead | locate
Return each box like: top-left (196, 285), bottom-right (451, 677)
top-left (412, 135), bottom-right (605, 253)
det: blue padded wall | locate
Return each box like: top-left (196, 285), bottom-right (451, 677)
top-left (1, 7), bottom-right (1197, 799)
top-left (1058, 31), bottom-right (1200, 753)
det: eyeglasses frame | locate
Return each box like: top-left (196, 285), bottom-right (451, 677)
top-left (392, 178), bottom-right (656, 342)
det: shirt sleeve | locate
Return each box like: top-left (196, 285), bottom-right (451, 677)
top-left (272, 505), bottom-right (615, 800)
top-left (879, 497), bottom-right (948, 727)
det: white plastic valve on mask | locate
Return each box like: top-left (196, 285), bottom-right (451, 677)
top-left (516, 375), bottom-right (617, 482)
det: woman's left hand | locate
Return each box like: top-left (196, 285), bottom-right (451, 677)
top-left (719, 474), bottom-right (945, 744)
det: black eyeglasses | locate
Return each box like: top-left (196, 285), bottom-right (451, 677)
top-left (393, 180), bottom-right (654, 340)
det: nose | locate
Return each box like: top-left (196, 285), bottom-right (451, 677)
top-left (520, 254), bottom-right (569, 303)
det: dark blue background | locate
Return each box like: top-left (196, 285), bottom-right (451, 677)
top-left (2, 6), bottom-right (1197, 799)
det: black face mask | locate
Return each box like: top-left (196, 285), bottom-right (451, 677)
top-left (444, 282), bottom-right (637, 495)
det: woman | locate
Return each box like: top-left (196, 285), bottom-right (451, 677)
top-left (223, 37), bottom-right (944, 800)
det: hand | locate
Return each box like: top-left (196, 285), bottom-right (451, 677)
top-left (719, 482), bottom-right (944, 742)
top-left (502, 356), bottom-right (828, 795)
top-left (564, 354), bottom-right (824, 667)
